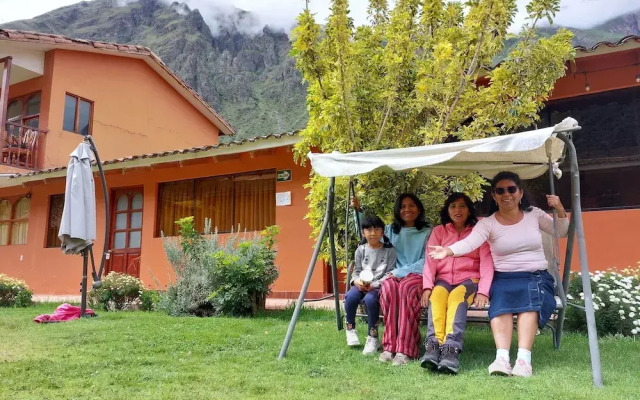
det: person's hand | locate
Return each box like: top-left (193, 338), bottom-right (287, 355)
top-left (420, 289), bottom-right (432, 308)
top-left (473, 293), bottom-right (489, 308)
top-left (354, 280), bottom-right (369, 292)
top-left (546, 195), bottom-right (566, 215)
top-left (428, 245), bottom-right (450, 260)
top-left (350, 196), bottom-right (361, 211)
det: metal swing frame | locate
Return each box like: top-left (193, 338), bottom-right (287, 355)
top-left (278, 127), bottom-right (603, 388)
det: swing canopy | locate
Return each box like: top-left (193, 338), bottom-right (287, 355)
top-left (308, 117), bottom-right (578, 179)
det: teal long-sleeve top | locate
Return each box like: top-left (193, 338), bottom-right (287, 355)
top-left (384, 224), bottom-right (432, 278)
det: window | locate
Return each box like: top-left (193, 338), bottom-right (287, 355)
top-left (6, 92), bottom-right (40, 135)
top-left (63, 93), bottom-right (93, 135)
top-left (156, 171), bottom-right (276, 236)
top-left (0, 197), bottom-right (30, 245)
top-left (46, 194), bottom-right (65, 248)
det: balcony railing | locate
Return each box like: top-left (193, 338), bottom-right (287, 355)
top-left (1, 122), bottom-right (47, 170)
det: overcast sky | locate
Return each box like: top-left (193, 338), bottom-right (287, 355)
top-left (1, 0), bottom-right (639, 34)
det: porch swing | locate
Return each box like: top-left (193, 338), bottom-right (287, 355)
top-left (277, 117), bottom-right (604, 387)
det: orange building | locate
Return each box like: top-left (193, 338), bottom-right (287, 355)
top-left (1, 29), bottom-right (640, 300)
top-left (0, 30), bottom-right (321, 299)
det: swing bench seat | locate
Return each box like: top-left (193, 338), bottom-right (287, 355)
top-left (346, 232), bottom-right (567, 348)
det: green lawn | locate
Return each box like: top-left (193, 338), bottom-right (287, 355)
top-left (0, 304), bottom-right (638, 400)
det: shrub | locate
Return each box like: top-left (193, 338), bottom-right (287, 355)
top-left (565, 265), bottom-right (640, 337)
top-left (0, 273), bottom-right (33, 307)
top-left (140, 290), bottom-right (160, 311)
top-left (208, 225), bottom-right (280, 316)
top-left (89, 271), bottom-right (145, 311)
top-left (160, 217), bottom-right (279, 317)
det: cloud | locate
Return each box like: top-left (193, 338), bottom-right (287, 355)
top-left (2, 0), bottom-right (639, 36)
top-left (170, 0), bottom-right (640, 36)
top-left (510, 0), bottom-right (640, 32)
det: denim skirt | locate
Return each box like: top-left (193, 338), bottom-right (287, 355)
top-left (488, 270), bottom-right (556, 328)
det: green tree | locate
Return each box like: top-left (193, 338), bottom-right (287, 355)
top-left (290, 0), bottom-right (574, 262)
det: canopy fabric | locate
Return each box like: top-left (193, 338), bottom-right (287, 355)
top-left (308, 117), bottom-right (579, 179)
top-left (58, 142), bottom-right (96, 254)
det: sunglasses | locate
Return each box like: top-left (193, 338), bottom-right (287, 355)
top-left (493, 186), bottom-right (518, 195)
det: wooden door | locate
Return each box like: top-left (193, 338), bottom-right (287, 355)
top-left (107, 188), bottom-right (143, 277)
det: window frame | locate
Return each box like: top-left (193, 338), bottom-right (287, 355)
top-left (155, 169), bottom-right (276, 237)
top-left (0, 196), bottom-right (30, 246)
top-left (6, 91), bottom-right (41, 128)
top-left (63, 92), bottom-right (94, 135)
top-left (45, 194), bottom-right (65, 248)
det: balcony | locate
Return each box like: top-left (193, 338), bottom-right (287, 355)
top-left (1, 122), bottom-right (46, 170)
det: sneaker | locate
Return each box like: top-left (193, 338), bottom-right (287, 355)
top-left (346, 329), bottom-right (360, 347)
top-left (379, 351), bottom-right (394, 363)
top-left (512, 359), bottom-right (533, 378)
top-left (392, 352), bottom-right (410, 366)
top-left (488, 356), bottom-right (512, 376)
top-left (420, 340), bottom-right (441, 370)
top-left (362, 336), bottom-right (380, 355)
top-left (437, 345), bottom-right (461, 374)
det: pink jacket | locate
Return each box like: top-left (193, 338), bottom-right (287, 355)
top-left (423, 224), bottom-right (494, 297)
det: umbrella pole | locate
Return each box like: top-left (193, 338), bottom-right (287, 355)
top-left (85, 135), bottom-right (110, 284)
top-left (80, 247), bottom-right (89, 317)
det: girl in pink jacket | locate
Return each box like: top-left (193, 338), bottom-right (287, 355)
top-left (419, 193), bottom-right (494, 374)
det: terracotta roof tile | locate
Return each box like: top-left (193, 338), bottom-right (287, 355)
top-left (575, 35), bottom-right (640, 53)
top-left (5, 132), bottom-right (298, 180)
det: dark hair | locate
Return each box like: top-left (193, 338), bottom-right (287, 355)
top-left (489, 171), bottom-right (532, 214)
top-left (391, 193), bottom-right (429, 234)
top-left (440, 192), bottom-right (478, 227)
top-left (360, 215), bottom-right (392, 247)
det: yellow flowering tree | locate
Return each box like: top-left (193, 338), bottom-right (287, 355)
top-left (290, 0), bottom-right (574, 261)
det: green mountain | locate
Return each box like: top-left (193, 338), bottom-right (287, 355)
top-left (2, 0), bottom-right (307, 140)
top-left (3, 1), bottom-right (640, 140)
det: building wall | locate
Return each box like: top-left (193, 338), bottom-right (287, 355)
top-left (547, 48), bottom-right (640, 272)
top-left (0, 146), bottom-right (327, 298)
top-left (9, 49), bottom-right (222, 170)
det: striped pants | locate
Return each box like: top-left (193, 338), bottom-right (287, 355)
top-left (380, 273), bottom-right (423, 359)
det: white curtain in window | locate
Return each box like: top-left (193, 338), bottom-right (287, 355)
top-left (10, 197), bottom-right (30, 245)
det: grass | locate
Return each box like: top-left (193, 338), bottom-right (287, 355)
top-left (0, 303), bottom-right (639, 399)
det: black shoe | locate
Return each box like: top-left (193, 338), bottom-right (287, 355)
top-left (420, 340), bottom-right (440, 370)
top-left (438, 345), bottom-right (461, 374)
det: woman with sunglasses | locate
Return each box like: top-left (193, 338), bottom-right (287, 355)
top-left (428, 171), bottom-right (568, 378)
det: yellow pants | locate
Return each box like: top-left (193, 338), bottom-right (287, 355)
top-left (426, 279), bottom-right (478, 350)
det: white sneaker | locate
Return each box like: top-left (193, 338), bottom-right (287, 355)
top-left (346, 329), bottom-right (360, 346)
top-left (362, 336), bottom-right (380, 355)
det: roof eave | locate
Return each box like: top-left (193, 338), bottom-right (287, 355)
top-left (0, 133), bottom-right (299, 189)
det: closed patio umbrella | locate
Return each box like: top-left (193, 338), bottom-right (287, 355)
top-left (58, 142), bottom-right (96, 254)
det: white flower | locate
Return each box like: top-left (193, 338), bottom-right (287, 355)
top-left (567, 294), bottom-right (573, 300)
top-left (593, 304), bottom-right (599, 311)
top-left (633, 328), bottom-right (638, 335)
top-left (619, 310), bottom-right (625, 315)
top-left (621, 316), bottom-right (626, 320)
top-left (630, 312), bottom-right (636, 318)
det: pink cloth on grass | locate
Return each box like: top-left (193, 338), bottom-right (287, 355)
top-left (33, 303), bottom-right (96, 323)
